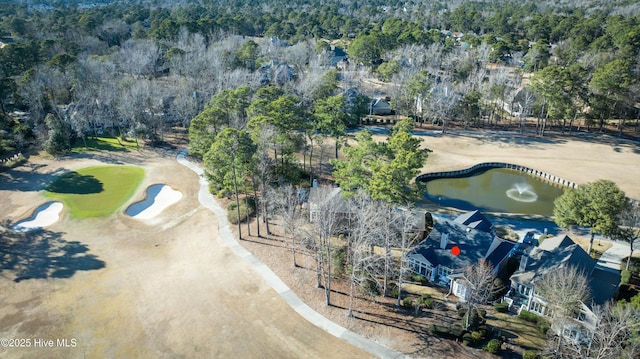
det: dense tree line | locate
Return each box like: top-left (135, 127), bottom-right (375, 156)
top-left (1, 0), bottom-right (639, 159)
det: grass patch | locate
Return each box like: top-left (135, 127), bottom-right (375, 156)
top-left (44, 165), bottom-right (145, 218)
top-left (570, 235), bottom-right (612, 259)
top-left (402, 283), bottom-right (446, 300)
top-left (495, 226), bottom-right (519, 241)
top-left (71, 136), bottom-right (139, 153)
top-left (485, 312), bottom-right (547, 351)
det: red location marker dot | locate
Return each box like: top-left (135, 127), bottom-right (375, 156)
top-left (451, 246), bottom-right (461, 256)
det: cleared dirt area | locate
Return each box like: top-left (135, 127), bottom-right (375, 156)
top-left (1, 129), bottom-right (638, 359)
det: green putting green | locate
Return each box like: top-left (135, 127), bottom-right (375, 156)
top-left (44, 165), bottom-right (145, 218)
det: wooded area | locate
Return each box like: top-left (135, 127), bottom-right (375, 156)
top-left (2, 0), bottom-right (640, 161)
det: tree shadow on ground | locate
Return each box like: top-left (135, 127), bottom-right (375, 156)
top-left (0, 223), bottom-right (105, 282)
top-left (0, 166), bottom-right (68, 192)
top-left (46, 171), bottom-right (104, 194)
top-left (457, 129), bottom-right (640, 150)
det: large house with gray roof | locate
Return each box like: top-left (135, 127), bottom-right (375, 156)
top-left (504, 234), bottom-right (620, 343)
top-left (407, 211), bottom-right (516, 301)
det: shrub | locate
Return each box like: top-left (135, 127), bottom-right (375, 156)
top-left (390, 284), bottom-right (399, 298)
top-left (412, 273), bottom-right (428, 285)
top-left (460, 308), bottom-right (486, 329)
top-left (331, 246), bottom-right (347, 277)
top-left (519, 310), bottom-right (539, 323)
top-left (523, 350), bottom-right (541, 359)
top-left (494, 301), bottom-right (509, 313)
top-left (421, 294), bottom-right (433, 309)
top-left (621, 270), bottom-right (631, 285)
top-left (538, 318), bottom-right (551, 334)
top-left (360, 277), bottom-right (380, 296)
top-left (227, 200), bottom-right (254, 224)
top-left (402, 297), bottom-right (413, 308)
top-left (477, 325), bottom-right (489, 338)
top-left (451, 325), bottom-right (464, 338)
top-left (484, 339), bottom-right (502, 354)
top-left (462, 333), bottom-right (474, 346)
top-left (458, 308), bottom-right (468, 317)
top-left (471, 330), bottom-right (483, 342)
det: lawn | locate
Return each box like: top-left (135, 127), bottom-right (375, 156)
top-left (485, 312), bottom-right (547, 351)
top-left (71, 136), bottom-right (139, 153)
top-left (567, 235), bottom-right (612, 259)
top-left (44, 165), bottom-right (145, 218)
top-left (402, 283), bottom-right (448, 300)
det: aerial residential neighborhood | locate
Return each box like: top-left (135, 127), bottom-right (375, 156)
top-left (1, 0), bottom-right (640, 358)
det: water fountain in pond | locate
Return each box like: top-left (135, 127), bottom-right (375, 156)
top-left (505, 183), bottom-right (538, 203)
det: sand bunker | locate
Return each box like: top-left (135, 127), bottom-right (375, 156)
top-left (13, 202), bottom-right (64, 232)
top-left (126, 184), bottom-right (182, 220)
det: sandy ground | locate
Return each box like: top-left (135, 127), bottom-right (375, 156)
top-left (126, 184), bottom-right (183, 220)
top-left (1, 130), bottom-right (638, 359)
top-left (13, 202), bottom-right (63, 231)
top-left (0, 148), bottom-right (370, 359)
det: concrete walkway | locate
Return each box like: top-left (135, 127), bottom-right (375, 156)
top-left (176, 150), bottom-right (405, 359)
top-left (597, 240), bottom-right (629, 272)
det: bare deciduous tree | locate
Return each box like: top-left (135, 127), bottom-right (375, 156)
top-left (249, 119), bottom-right (277, 236)
top-left (376, 200), bottom-right (400, 298)
top-left (460, 258), bottom-right (498, 329)
top-left (585, 302), bottom-right (640, 359)
top-left (310, 187), bottom-right (342, 306)
top-left (536, 265), bottom-right (591, 357)
top-left (547, 302), bottom-right (640, 359)
top-left (114, 39), bottom-right (160, 79)
top-left (394, 206), bottom-right (421, 308)
top-left (346, 192), bottom-right (383, 317)
top-left (614, 199), bottom-right (640, 270)
top-left (270, 184), bottom-right (302, 267)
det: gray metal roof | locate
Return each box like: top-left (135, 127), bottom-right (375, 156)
top-left (512, 240), bottom-right (596, 284)
top-left (408, 215), bottom-right (507, 271)
top-left (589, 267), bottom-right (621, 306)
top-left (453, 210), bottom-right (493, 233)
top-left (510, 235), bottom-right (619, 307)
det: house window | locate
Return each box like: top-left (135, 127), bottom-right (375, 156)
top-left (576, 311), bottom-right (586, 322)
top-left (562, 327), bottom-right (579, 340)
top-left (410, 260), bottom-right (433, 280)
top-left (438, 266), bottom-right (452, 278)
top-left (422, 264), bottom-right (433, 280)
top-left (518, 285), bottom-right (532, 296)
top-left (454, 281), bottom-right (467, 299)
top-left (531, 301), bottom-right (545, 315)
top-left (410, 259), bottom-right (419, 272)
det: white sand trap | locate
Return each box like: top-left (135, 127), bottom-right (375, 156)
top-left (126, 184), bottom-right (182, 220)
top-left (13, 202), bottom-right (64, 232)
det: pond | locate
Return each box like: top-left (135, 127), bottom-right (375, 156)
top-left (423, 168), bottom-right (566, 216)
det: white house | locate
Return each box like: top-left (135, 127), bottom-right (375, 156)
top-left (504, 235), bottom-right (620, 343)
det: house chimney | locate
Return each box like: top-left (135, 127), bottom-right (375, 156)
top-left (440, 231), bottom-right (449, 249)
top-left (519, 255), bottom-right (528, 271)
